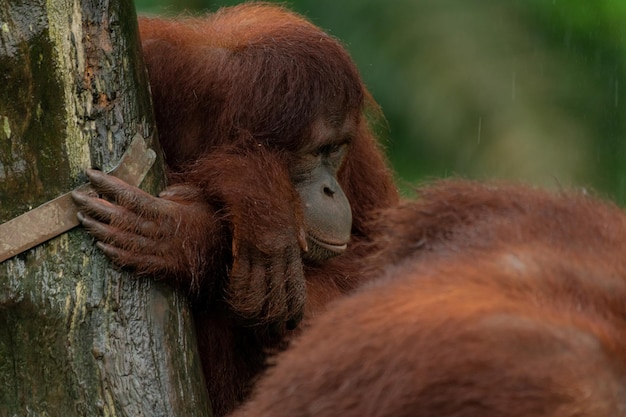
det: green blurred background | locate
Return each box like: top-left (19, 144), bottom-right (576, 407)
top-left (135, 0), bottom-right (626, 203)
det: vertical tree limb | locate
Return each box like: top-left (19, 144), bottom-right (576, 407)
top-left (0, 0), bottom-right (212, 415)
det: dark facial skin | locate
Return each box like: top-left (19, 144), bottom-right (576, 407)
top-left (291, 118), bottom-right (353, 263)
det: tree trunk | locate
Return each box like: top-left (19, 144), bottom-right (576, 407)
top-left (0, 0), bottom-right (212, 415)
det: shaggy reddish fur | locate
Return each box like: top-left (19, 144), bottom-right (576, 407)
top-left (77, 4), bottom-right (626, 415)
top-left (136, 4), bottom-right (398, 416)
top-left (230, 179), bottom-right (626, 417)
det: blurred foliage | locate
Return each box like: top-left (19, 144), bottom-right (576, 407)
top-left (135, 0), bottom-right (626, 203)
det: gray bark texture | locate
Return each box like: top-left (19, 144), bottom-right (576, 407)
top-left (0, 0), bottom-right (213, 415)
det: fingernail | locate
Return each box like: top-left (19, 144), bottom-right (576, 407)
top-left (71, 190), bottom-right (85, 203)
top-left (86, 169), bottom-right (104, 181)
top-left (298, 228), bottom-right (308, 252)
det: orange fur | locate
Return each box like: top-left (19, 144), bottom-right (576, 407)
top-left (231, 180), bottom-right (626, 417)
top-left (135, 4), bottom-right (398, 415)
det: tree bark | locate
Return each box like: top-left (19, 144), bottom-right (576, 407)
top-left (0, 0), bottom-right (212, 415)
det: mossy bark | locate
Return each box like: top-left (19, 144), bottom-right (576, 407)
top-left (0, 0), bottom-right (212, 415)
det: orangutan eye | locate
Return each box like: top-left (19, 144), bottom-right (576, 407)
top-left (323, 142), bottom-right (349, 171)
